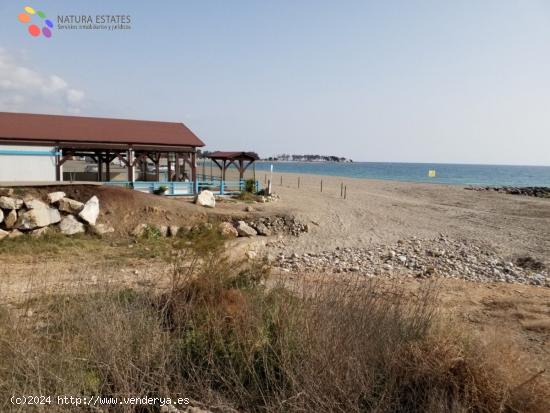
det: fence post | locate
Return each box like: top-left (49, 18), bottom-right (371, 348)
top-left (280, 175), bottom-right (283, 186)
top-left (344, 185), bottom-right (347, 199)
top-left (298, 177), bottom-right (300, 188)
top-left (340, 182), bottom-right (343, 197)
top-left (321, 180), bottom-right (323, 192)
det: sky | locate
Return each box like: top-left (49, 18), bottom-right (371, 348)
top-left (1, 0), bottom-right (550, 165)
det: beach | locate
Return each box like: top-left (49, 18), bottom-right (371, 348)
top-left (244, 171), bottom-right (550, 265)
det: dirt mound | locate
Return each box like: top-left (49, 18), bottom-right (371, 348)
top-left (4, 185), bottom-right (209, 235)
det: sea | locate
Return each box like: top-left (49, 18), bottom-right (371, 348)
top-left (253, 162), bottom-right (550, 187)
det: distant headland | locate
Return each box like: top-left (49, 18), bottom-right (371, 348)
top-left (261, 154), bottom-right (353, 163)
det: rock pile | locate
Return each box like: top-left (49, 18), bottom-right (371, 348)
top-left (274, 235), bottom-right (548, 287)
top-left (0, 191), bottom-right (112, 239)
top-left (217, 215), bottom-right (309, 239)
top-left (466, 186), bottom-right (550, 198)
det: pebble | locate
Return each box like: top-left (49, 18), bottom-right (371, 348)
top-left (274, 235), bottom-right (548, 287)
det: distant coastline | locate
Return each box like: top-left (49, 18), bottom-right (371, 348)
top-left (253, 161), bottom-right (550, 187)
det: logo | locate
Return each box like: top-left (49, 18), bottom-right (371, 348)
top-left (18, 6), bottom-right (54, 38)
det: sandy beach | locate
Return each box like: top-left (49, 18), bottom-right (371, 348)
top-left (246, 171), bottom-right (550, 265)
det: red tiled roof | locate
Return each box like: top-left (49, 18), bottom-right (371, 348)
top-left (0, 112), bottom-right (205, 147)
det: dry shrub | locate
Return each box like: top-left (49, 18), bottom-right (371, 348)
top-left (0, 228), bottom-right (548, 412)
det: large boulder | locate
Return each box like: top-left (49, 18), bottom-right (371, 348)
top-left (58, 197), bottom-right (84, 214)
top-left (169, 225), bottom-right (180, 237)
top-left (195, 190), bottom-right (216, 208)
top-left (253, 222), bottom-right (271, 236)
top-left (219, 222), bottom-right (238, 238)
top-left (59, 215), bottom-right (85, 235)
top-left (0, 196), bottom-right (23, 210)
top-left (90, 223), bottom-right (115, 235)
top-left (47, 191), bottom-right (66, 203)
top-left (236, 221), bottom-right (257, 237)
top-left (4, 210), bottom-right (17, 229)
top-left (24, 198), bottom-right (49, 210)
top-left (78, 196), bottom-right (99, 225)
top-left (0, 229), bottom-right (8, 240)
top-left (0, 209), bottom-right (3, 224)
top-left (17, 207), bottom-right (61, 230)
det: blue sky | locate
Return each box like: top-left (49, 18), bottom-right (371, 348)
top-left (1, 0), bottom-right (550, 165)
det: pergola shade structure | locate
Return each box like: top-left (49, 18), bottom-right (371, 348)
top-left (0, 112), bottom-right (205, 185)
top-left (207, 151), bottom-right (259, 181)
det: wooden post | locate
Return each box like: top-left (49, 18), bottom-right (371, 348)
top-left (127, 148), bottom-right (134, 182)
top-left (105, 151), bottom-right (111, 182)
top-left (280, 175), bottom-right (282, 186)
top-left (202, 157), bottom-right (206, 180)
top-left (320, 180), bottom-right (323, 192)
top-left (97, 152), bottom-right (103, 182)
top-left (167, 153), bottom-right (172, 181)
top-left (155, 153), bottom-right (160, 181)
top-left (191, 152), bottom-right (197, 193)
top-left (55, 146), bottom-right (62, 181)
top-left (298, 177), bottom-right (300, 188)
top-left (210, 159), bottom-right (213, 181)
top-left (340, 182), bottom-right (343, 197)
top-left (344, 185), bottom-right (347, 199)
top-left (175, 153), bottom-right (181, 181)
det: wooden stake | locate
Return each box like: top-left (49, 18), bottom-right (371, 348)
top-left (320, 180), bottom-right (323, 192)
top-left (344, 185), bottom-right (347, 199)
top-left (340, 182), bottom-right (343, 197)
top-left (298, 177), bottom-right (300, 188)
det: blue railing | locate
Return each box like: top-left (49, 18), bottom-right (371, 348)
top-left (104, 180), bottom-right (260, 196)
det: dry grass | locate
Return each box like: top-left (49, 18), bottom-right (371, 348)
top-left (0, 229), bottom-right (548, 412)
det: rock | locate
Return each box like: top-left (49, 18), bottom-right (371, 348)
top-left (30, 227), bottom-right (49, 238)
top-left (24, 198), bottom-right (49, 210)
top-left (59, 215), bottom-right (85, 235)
top-left (0, 209), bottom-right (3, 224)
top-left (47, 191), bottom-right (66, 203)
top-left (17, 207), bottom-right (61, 230)
top-left (78, 196), bottom-right (99, 225)
top-left (8, 229), bottom-right (24, 238)
top-left (91, 223), bottom-right (115, 235)
top-left (169, 225), bottom-right (180, 237)
top-left (4, 209), bottom-right (17, 229)
top-left (131, 223), bottom-right (148, 237)
top-left (57, 197), bottom-right (84, 214)
top-left (195, 190), bottom-right (216, 208)
top-left (254, 222), bottom-right (271, 236)
top-left (157, 225), bottom-right (169, 237)
top-left (245, 205), bottom-right (254, 212)
top-left (219, 222), bottom-right (238, 238)
top-left (236, 221), bottom-right (257, 237)
top-left (246, 250), bottom-right (258, 259)
top-left (0, 229), bottom-right (9, 240)
top-left (0, 196), bottom-right (23, 210)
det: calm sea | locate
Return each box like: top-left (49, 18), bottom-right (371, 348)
top-left (253, 162), bottom-right (550, 187)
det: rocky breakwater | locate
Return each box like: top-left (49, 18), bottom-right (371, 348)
top-left (466, 186), bottom-right (550, 198)
top-left (275, 235), bottom-right (548, 287)
top-left (0, 190), bottom-right (113, 240)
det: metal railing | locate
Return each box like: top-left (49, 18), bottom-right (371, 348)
top-left (104, 180), bottom-right (260, 196)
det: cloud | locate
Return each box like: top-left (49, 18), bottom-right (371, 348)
top-left (0, 48), bottom-right (86, 114)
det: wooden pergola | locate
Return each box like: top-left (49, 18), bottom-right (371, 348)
top-left (0, 112), bottom-right (205, 186)
top-left (207, 151), bottom-right (259, 180)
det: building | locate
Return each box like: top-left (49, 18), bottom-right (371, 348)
top-left (0, 112), bottom-right (205, 184)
